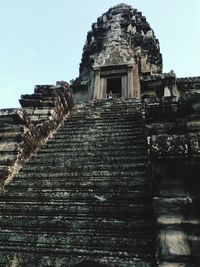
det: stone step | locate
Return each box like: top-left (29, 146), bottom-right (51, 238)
top-left (43, 143), bottom-right (147, 151)
top-left (69, 114), bottom-right (141, 119)
top-left (154, 197), bottom-right (189, 216)
top-left (62, 118), bottom-right (143, 124)
top-left (65, 119), bottom-right (142, 125)
top-left (45, 138), bottom-right (147, 145)
top-left (0, 126), bottom-right (22, 133)
top-left (0, 228), bottom-right (153, 244)
top-left (64, 116), bottom-right (143, 122)
top-left (157, 215), bottom-right (200, 228)
top-left (0, 153), bottom-right (17, 165)
top-left (36, 148), bottom-right (146, 155)
top-left (50, 134), bottom-right (146, 142)
top-left (0, 231), bottom-right (154, 251)
top-left (54, 131), bottom-right (144, 138)
top-left (15, 169), bottom-right (147, 179)
top-left (27, 155), bottom-right (147, 165)
top-left (34, 154), bottom-right (146, 162)
top-left (154, 197), bottom-right (199, 226)
top-left (0, 215), bottom-right (153, 232)
top-left (0, 240), bottom-right (153, 259)
top-left (0, 132), bottom-right (22, 142)
top-left (56, 132), bottom-right (145, 140)
top-left (34, 151), bottom-right (147, 160)
top-left (10, 178), bottom-right (149, 189)
top-left (7, 176), bottom-right (150, 189)
top-left (0, 203), bottom-right (153, 220)
top-left (0, 188), bottom-right (152, 200)
top-left (0, 190), bottom-right (151, 202)
top-left (0, 253), bottom-right (152, 267)
top-left (58, 127), bottom-right (144, 134)
top-left (20, 162), bottom-right (147, 173)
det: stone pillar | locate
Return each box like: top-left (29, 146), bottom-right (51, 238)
top-left (121, 75), bottom-right (128, 98)
top-left (89, 70), bottom-right (95, 100)
top-left (127, 65), bottom-right (134, 98)
top-left (132, 64), bottom-right (141, 99)
top-left (93, 68), bottom-right (101, 100)
top-left (99, 77), bottom-right (106, 99)
top-left (101, 77), bottom-right (107, 98)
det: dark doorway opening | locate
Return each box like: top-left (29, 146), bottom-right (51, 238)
top-left (107, 77), bottom-right (121, 98)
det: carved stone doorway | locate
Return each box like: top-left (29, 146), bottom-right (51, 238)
top-left (93, 65), bottom-right (140, 100)
top-left (106, 77), bottom-right (122, 98)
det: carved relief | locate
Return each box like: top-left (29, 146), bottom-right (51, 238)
top-left (94, 45), bottom-right (135, 67)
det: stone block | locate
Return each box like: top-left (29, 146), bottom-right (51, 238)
top-left (34, 84), bottom-right (55, 95)
top-left (0, 142), bottom-right (18, 152)
top-left (154, 197), bottom-right (186, 216)
top-left (159, 230), bottom-right (191, 259)
top-left (0, 114), bottom-right (22, 125)
top-left (21, 93), bottom-right (43, 100)
top-left (0, 153), bottom-right (17, 165)
top-left (0, 132), bottom-right (22, 142)
top-left (19, 99), bottom-right (55, 108)
top-left (33, 108), bottom-right (52, 115)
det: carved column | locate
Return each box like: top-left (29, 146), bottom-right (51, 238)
top-left (93, 68), bottom-right (101, 100)
top-left (127, 65), bottom-right (134, 98)
top-left (132, 64), bottom-right (141, 99)
top-left (121, 75), bottom-right (128, 98)
top-left (101, 77), bottom-right (107, 98)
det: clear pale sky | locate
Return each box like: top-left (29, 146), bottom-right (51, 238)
top-left (0, 0), bottom-right (199, 108)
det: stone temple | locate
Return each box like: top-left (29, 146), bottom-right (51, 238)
top-left (0, 3), bottom-right (199, 267)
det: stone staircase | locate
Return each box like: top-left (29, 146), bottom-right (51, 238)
top-left (0, 99), bottom-right (155, 267)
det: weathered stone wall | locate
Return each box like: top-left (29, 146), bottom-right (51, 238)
top-left (0, 83), bottom-right (74, 190)
top-left (145, 96), bottom-right (200, 266)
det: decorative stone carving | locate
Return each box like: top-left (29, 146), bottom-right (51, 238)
top-left (94, 45), bottom-right (135, 67)
top-left (75, 3), bottom-right (162, 98)
top-left (150, 134), bottom-right (188, 156)
top-left (189, 134), bottom-right (200, 154)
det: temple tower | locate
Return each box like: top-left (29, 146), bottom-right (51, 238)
top-left (72, 3), bottom-right (162, 102)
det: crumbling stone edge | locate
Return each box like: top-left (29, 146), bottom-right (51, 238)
top-left (0, 82), bottom-right (74, 190)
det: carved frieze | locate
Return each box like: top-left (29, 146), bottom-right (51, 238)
top-left (93, 45), bottom-right (135, 67)
top-left (150, 134), bottom-right (188, 157)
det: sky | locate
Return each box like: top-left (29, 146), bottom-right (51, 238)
top-left (0, 0), bottom-right (200, 108)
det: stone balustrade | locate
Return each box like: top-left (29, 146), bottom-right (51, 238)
top-left (0, 82), bottom-right (74, 190)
